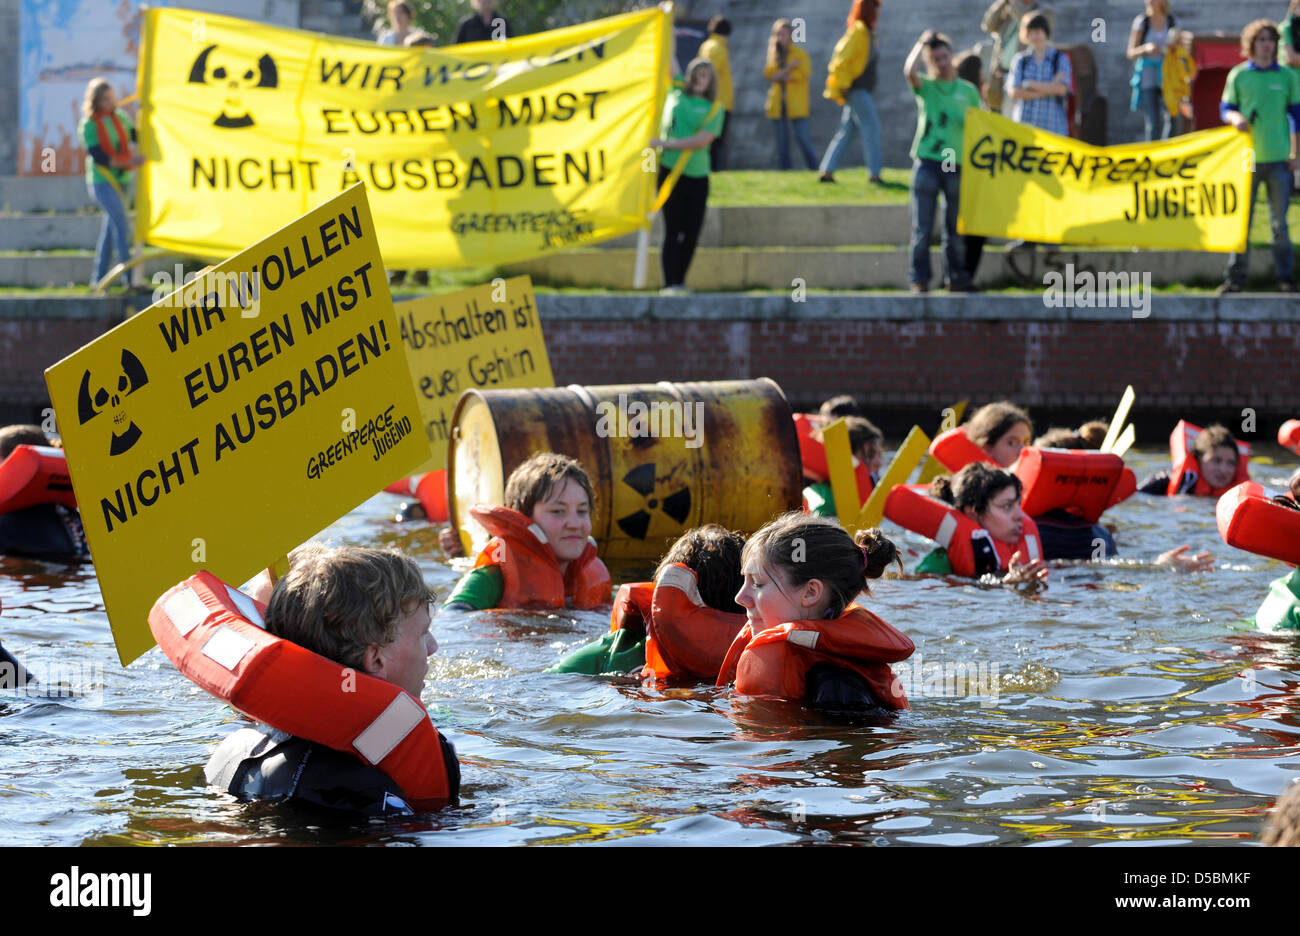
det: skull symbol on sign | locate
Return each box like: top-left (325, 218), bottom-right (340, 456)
top-left (77, 348), bottom-right (149, 456)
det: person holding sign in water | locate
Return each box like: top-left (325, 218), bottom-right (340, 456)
top-left (443, 453), bottom-right (611, 612)
top-left (1218, 19), bottom-right (1300, 294)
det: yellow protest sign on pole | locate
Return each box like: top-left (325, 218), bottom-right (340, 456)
top-left (45, 184), bottom-right (428, 665)
top-left (959, 110), bottom-right (1250, 251)
top-left (851, 427), bottom-right (930, 534)
top-left (823, 418), bottom-right (859, 525)
top-left (396, 276), bottom-right (555, 474)
top-left (135, 7), bottom-right (670, 269)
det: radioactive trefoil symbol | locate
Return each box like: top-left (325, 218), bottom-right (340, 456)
top-left (616, 462), bottom-right (690, 539)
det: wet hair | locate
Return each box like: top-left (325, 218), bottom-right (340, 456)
top-left (0, 424), bottom-right (50, 461)
top-left (742, 512), bottom-right (899, 619)
top-left (1262, 781), bottom-right (1300, 846)
top-left (818, 394), bottom-right (863, 421)
top-left (82, 78), bottom-right (113, 118)
top-left (1034, 427), bottom-right (1085, 449)
top-left (847, 0), bottom-right (881, 31)
top-left (1242, 19), bottom-right (1280, 59)
top-left (504, 452), bottom-right (595, 519)
top-left (932, 462), bottom-right (1022, 517)
top-left (954, 50), bottom-right (983, 87)
top-left (965, 401), bottom-right (1032, 449)
top-left (1020, 12), bottom-right (1051, 42)
top-left (1192, 423), bottom-right (1238, 464)
top-left (654, 524), bottom-right (746, 613)
top-left (708, 16), bottom-right (732, 36)
top-left (683, 58), bottom-right (718, 102)
top-left (266, 543), bottom-right (434, 672)
top-left (1077, 420), bottom-right (1108, 449)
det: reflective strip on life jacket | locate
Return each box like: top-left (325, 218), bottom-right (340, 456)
top-left (884, 482), bottom-right (1040, 577)
top-left (0, 445), bottom-right (78, 514)
top-left (149, 571), bottom-right (453, 808)
top-left (1216, 481), bottom-right (1300, 566)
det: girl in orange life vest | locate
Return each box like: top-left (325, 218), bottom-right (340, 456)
top-left (929, 400), bottom-right (1034, 474)
top-left (1138, 423), bottom-right (1245, 496)
top-left (442, 452), bottom-right (611, 612)
top-left (719, 514), bottom-right (914, 710)
top-left (547, 524), bottom-right (746, 680)
top-left (921, 463), bottom-right (1049, 583)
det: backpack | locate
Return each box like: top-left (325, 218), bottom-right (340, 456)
top-left (1016, 47), bottom-right (1072, 97)
top-left (1138, 13), bottom-right (1175, 45)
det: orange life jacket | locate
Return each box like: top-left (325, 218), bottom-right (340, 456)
top-left (1016, 447), bottom-right (1124, 524)
top-left (716, 604), bottom-right (914, 708)
top-left (0, 445), bottom-right (77, 515)
top-left (1217, 481), bottom-right (1300, 566)
top-left (643, 564), bottom-right (746, 684)
top-left (884, 482), bottom-right (1042, 577)
top-left (148, 571), bottom-right (454, 809)
top-left (470, 504), bottom-right (611, 610)
top-left (928, 427), bottom-right (999, 474)
top-left (793, 413), bottom-right (873, 505)
top-left (1278, 419), bottom-right (1300, 456)
top-left (92, 111), bottom-right (132, 167)
top-left (1167, 420), bottom-right (1250, 497)
top-left (384, 470), bottom-right (448, 522)
top-left (608, 581), bottom-right (655, 638)
top-left (1107, 466), bottom-right (1137, 510)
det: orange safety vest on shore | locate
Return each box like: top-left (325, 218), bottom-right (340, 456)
top-left (148, 571), bottom-right (455, 809)
top-left (643, 564), bottom-right (745, 684)
top-left (716, 604), bottom-right (913, 708)
top-left (470, 504), bottom-right (611, 610)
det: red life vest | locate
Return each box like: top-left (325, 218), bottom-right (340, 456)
top-left (793, 414), bottom-right (874, 506)
top-left (1167, 420), bottom-right (1250, 497)
top-left (1278, 419), bottom-right (1300, 456)
top-left (1016, 448), bottom-right (1124, 524)
top-left (643, 564), bottom-right (745, 684)
top-left (884, 482), bottom-right (1042, 577)
top-left (384, 470), bottom-right (448, 522)
top-left (92, 110), bottom-right (132, 167)
top-left (1107, 467), bottom-right (1137, 510)
top-left (147, 571), bottom-right (454, 809)
top-left (470, 504), bottom-right (611, 610)
top-left (1216, 481), bottom-right (1300, 566)
top-left (928, 427), bottom-right (999, 474)
top-left (608, 581), bottom-right (655, 637)
top-left (716, 604), bottom-right (914, 708)
top-left (0, 445), bottom-right (77, 514)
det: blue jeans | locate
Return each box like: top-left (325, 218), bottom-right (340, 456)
top-left (90, 179), bottom-right (132, 287)
top-left (818, 87), bottom-right (883, 177)
top-left (774, 115), bottom-right (818, 170)
top-left (909, 159), bottom-right (968, 288)
top-left (1137, 86), bottom-right (1170, 142)
top-left (1226, 161), bottom-right (1294, 286)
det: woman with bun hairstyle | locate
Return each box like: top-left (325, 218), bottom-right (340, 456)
top-left (919, 463), bottom-right (1048, 583)
top-left (718, 513), bottom-right (914, 710)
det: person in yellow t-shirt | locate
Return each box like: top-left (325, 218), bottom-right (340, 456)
top-left (764, 18), bottom-right (817, 169)
top-left (697, 17), bottom-right (733, 171)
top-left (817, 0), bottom-right (883, 184)
top-left (1162, 27), bottom-right (1197, 136)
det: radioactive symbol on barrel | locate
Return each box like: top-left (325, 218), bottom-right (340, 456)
top-left (615, 463), bottom-right (691, 539)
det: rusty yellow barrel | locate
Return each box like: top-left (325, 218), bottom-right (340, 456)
top-left (448, 378), bottom-right (801, 559)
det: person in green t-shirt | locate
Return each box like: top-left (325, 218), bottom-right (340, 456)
top-left (904, 31), bottom-right (983, 294)
top-left (1219, 19), bottom-right (1300, 293)
top-left (79, 78), bottom-right (144, 290)
top-left (648, 59), bottom-right (725, 294)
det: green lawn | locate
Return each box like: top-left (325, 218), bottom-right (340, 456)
top-left (710, 168), bottom-right (912, 206)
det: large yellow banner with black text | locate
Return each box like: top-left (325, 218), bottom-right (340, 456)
top-left (47, 185), bottom-right (428, 665)
top-left (136, 7), bottom-right (670, 267)
top-left (959, 110), bottom-right (1251, 252)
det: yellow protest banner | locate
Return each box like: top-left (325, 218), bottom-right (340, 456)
top-left (959, 110), bottom-right (1250, 252)
top-left (397, 276), bottom-right (554, 474)
top-left (46, 184), bottom-right (428, 665)
top-left (135, 7), bottom-right (670, 268)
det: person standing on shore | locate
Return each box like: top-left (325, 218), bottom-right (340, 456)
top-left (765, 19), bottom-right (818, 170)
top-left (817, 0), bottom-right (884, 185)
top-left (79, 78), bottom-right (143, 290)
